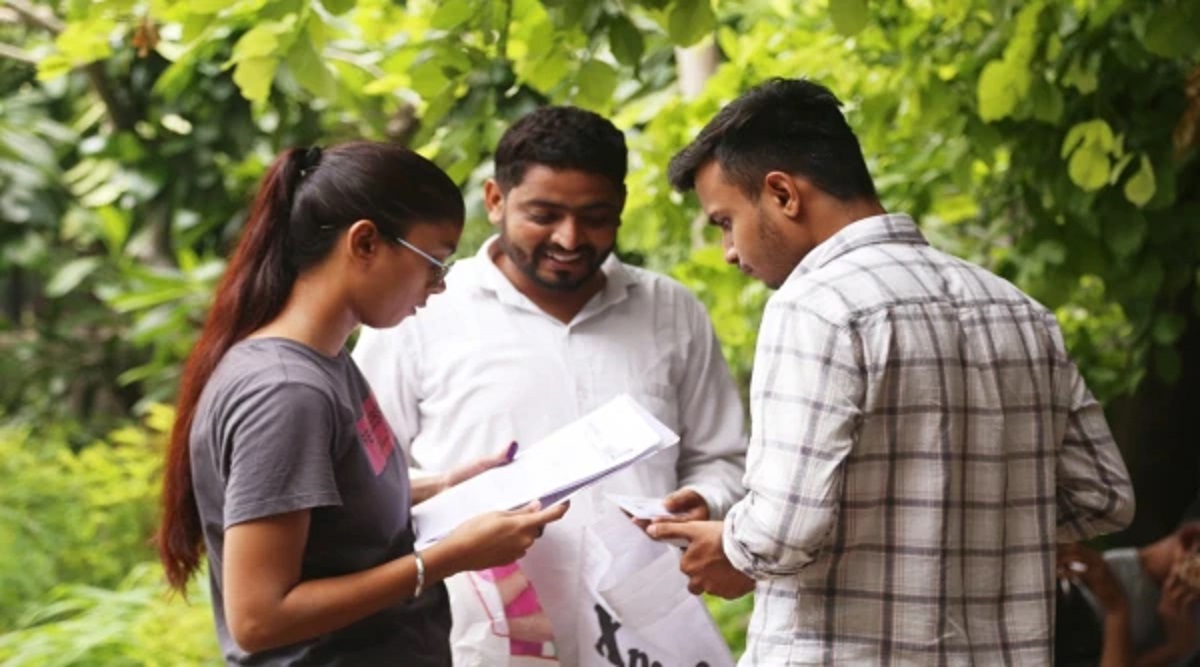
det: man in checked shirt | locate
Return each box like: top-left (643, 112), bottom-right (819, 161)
top-left (648, 78), bottom-right (1135, 665)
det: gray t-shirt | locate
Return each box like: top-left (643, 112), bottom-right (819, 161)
top-left (190, 338), bottom-right (450, 666)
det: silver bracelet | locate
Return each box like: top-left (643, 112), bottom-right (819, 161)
top-left (413, 550), bottom-right (426, 598)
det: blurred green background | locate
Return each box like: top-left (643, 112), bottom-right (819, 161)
top-left (1, 0), bottom-right (1198, 662)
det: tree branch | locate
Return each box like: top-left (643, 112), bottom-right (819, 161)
top-left (3, 0), bottom-right (64, 34)
top-left (83, 62), bottom-right (136, 131)
top-left (0, 41), bottom-right (36, 64)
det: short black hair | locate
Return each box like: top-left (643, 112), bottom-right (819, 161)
top-left (494, 106), bottom-right (627, 192)
top-left (667, 78), bottom-right (876, 201)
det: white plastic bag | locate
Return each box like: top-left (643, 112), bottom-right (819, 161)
top-left (444, 493), bottom-right (735, 667)
top-left (575, 502), bottom-right (735, 667)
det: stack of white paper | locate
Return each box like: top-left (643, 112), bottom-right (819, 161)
top-left (411, 394), bottom-right (679, 550)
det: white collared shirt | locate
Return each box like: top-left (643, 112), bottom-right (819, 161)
top-left (354, 236), bottom-right (746, 514)
top-left (352, 236), bottom-right (747, 664)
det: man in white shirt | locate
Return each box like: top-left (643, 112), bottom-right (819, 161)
top-left (649, 78), bottom-right (1134, 665)
top-left (353, 105), bottom-right (746, 666)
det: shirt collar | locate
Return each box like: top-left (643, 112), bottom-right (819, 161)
top-left (786, 213), bottom-right (927, 284)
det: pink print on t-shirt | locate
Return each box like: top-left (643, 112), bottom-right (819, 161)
top-left (356, 393), bottom-right (395, 476)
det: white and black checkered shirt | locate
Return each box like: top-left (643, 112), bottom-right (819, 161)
top-left (723, 213), bottom-right (1134, 666)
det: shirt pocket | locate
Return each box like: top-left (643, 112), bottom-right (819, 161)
top-left (629, 381), bottom-right (679, 435)
top-left (625, 382), bottom-right (681, 484)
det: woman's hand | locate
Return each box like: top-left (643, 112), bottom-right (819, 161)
top-left (443, 441), bottom-right (518, 489)
top-left (426, 501), bottom-right (568, 576)
top-left (412, 442), bottom-right (517, 504)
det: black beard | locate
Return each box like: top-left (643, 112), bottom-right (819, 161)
top-left (496, 226), bottom-right (611, 292)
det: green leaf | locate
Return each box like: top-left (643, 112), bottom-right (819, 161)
top-left (153, 57), bottom-right (195, 101)
top-left (1063, 56), bottom-right (1098, 95)
top-left (1062, 119), bottom-right (1116, 159)
top-left (1084, 119), bottom-right (1115, 153)
top-left (1029, 79), bottom-right (1063, 124)
top-left (431, 0), bottom-right (475, 31)
top-left (1152, 313), bottom-right (1186, 346)
top-left (409, 57), bottom-right (452, 98)
top-left (36, 54), bottom-right (73, 81)
top-left (667, 0), bottom-right (716, 47)
top-left (977, 61), bottom-right (1017, 122)
top-left (230, 25), bottom-right (281, 65)
top-left (1061, 123), bottom-right (1087, 159)
top-left (55, 20), bottom-right (115, 66)
top-left (522, 48), bottom-right (571, 92)
top-left (320, 0), bottom-right (355, 15)
top-left (1110, 152), bottom-right (1135, 185)
top-left (609, 15), bottom-right (645, 68)
top-left (286, 33), bottom-right (336, 99)
top-left (46, 257), bottom-right (101, 297)
top-left (575, 60), bottom-right (618, 112)
top-left (233, 57), bottom-right (278, 104)
top-left (1067, 145), bottom-right (1109, 191)
top-left (97, 206), bottom-right (129, 252)
top-left (108, 286), bottom-right (193, 312)
top-left (181, 12), bottom-right (215, 43)
top-left (1061, 119), bottom-right (1120, 192)
top-left (0, 128), bottom-right (55, 172)
top-left (829, 0), bottom-right (870, 36)
top-left (1142, 5), bottom-right (1200, 58)
top-left (1090, 122), bottom-right (1116, 153)
top-left (80, 180), bottom-right (125, 207)
top-left (1123, 154), bottom-right (1156, 208)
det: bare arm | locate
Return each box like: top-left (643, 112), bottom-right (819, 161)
top-left (1101, 607), bottom-right (1134, 667)
top-left (222, 501), bottom-right (567, 654)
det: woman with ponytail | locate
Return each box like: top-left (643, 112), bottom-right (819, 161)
top-left (156, 142), bottom-right (566, 665)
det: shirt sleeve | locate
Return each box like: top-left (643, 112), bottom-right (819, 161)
top-left (674, 295), bottom-right (748, 519)
top-left (223, 382), bottom-right (343, 528)
top-left (723, 300), bottom-right (865, 578)
top-left (352, 322), bottom-right (424, 471)
top-left (1051, 318), bottom-right (1135, 541)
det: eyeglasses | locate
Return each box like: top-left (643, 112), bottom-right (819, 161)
top-left (394, 236), bottom-right (452, 285)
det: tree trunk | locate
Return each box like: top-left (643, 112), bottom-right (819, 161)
top-left (676, 38), bottom-right (720, 248)
top-left (675, 39), bottom-right (719, 101)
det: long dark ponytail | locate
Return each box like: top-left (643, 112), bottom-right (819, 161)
top-left (157, 142), bottom-right (463, 591)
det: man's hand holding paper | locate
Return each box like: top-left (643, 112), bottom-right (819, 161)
top-left (647, 520), bottom-right (755, 599)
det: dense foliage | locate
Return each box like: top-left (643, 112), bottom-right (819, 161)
top-left (1, 0), bottom-right (1197, 661)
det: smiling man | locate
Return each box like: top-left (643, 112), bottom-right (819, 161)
top-left (648, 78), bottom-right (1135, 666)
top-left (353, 106), bottom-right (746, 666)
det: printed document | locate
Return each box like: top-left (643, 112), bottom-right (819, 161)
top-left (412, 394), bottom-right (679, 549)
